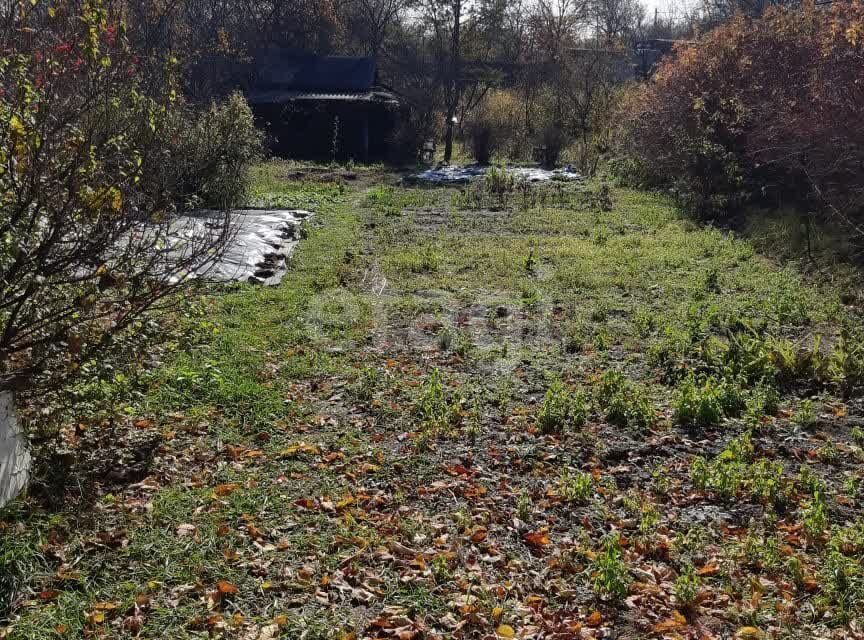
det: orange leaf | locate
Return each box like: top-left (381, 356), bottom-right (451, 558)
top-left (653, 610), bottom-right (687, 632)
top-left (524, 530), bottom-right (550, 549)
top-left (586, 610), bottom-right (603, 627)
top-left (213, 483), bottom-right (239, 497)
top-left (217, 580), bottom-right (238, 594)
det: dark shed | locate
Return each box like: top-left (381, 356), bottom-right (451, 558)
top-left (247, 51), bottom-right (400, 162)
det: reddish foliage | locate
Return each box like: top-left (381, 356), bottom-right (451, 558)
top-left (619, 1), bottom-right (864, 227)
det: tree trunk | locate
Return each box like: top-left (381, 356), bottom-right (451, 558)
top-left (443, 0), bottom-right (462, 163)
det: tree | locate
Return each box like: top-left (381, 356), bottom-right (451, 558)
top-left (419, 0), bottom-right (468, 162)
top-left (590, 0), bottom-right (645, 45)
top-left (341, 0), bottom-right (414, 58)
top-left (699, 0), bottom-right (799, 27)
top-left (119, 0), bottom-right (343, 100)
top-left (0, 0), bottom-right (260, 393)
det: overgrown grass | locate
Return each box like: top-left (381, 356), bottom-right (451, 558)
top-left (2, 168), bottom-right (863, 638)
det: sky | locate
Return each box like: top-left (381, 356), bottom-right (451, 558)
top-left (639, 0), bottom-right (702, 22)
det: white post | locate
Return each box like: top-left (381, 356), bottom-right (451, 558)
top-left (0, 391), bottom-right (30, 508)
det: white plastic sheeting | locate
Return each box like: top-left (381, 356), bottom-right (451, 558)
top-left (412, 164), bottom-right (584, 184)
top-left (172, 209), bottom-right (313, 285)
top-left (0, 391), bottom-right (29, 508)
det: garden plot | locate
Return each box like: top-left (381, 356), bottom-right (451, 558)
top-left (412, 164), bottom-right (584, 184)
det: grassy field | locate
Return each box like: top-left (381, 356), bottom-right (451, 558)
top-left (2, 161), bottom-right (863, 639)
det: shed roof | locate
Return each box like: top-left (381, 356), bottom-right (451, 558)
top-left (254, 52), bottom-right (377, 92)
top-left (247, 88), bottom-right (400, 106)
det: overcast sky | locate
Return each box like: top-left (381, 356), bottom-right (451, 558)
top-left (639, 0), bottom-right (702, 21)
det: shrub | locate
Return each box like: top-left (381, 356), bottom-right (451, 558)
top-left (557, 468), bottom-right (593, 503)
top-left (536, 124), bottom-right (568, 168)
top-left (604, 387), bottom-right (655, 430)
top-left (594, 370), bottom-right (656, 430)
top-left (162, 93), bottom-right (263, 209)
top-left (469, 90), bottom-right (526, 161)
top-left (618, 3), bottom-right (864, 230)
top-left (673, 375), bottom-right (744, 428)
top-left (466, 116), bottom-right (501, 165)
top-left (0, 2), bottom-right (256, 395)
top-left (690, 431), bottom-right (791, 505)
top-left (594, 370), bottom-right (627, 406)
top-left (674, 565), bottom-right (701, 612)
top-left (417, 368), bottom-right (460, 429)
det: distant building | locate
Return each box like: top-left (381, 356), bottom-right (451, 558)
top-left (247, 51), bottom-right (401, 162)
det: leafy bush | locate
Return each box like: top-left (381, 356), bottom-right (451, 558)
top-left (594, 370), bottom-right (627, 406)
top-left (591, 535), bottom-right (632, 601)
top-left (594, 370), bottom-right (655, 430)
top-left (820, 524), bottom-right (864, 622)
top-left (690, 431), bottom-right (790, 505)
top-left (0, 2), bottom-right (258, 394)
top-left (674, 564), bottom-right (701, 611)
top-left (604, 386), bottom-right (655, 431)
top-left (162, 93), bottom-right (263, 209)
top-left (618, 3), bottom-right (864, 229)
top-left (417, 368), bottom-right (460, 429)
top-left (557, 468), bottom-right (593, 503)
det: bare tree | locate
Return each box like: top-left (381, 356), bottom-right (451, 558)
top-left (418, 0), bottom-right (469, 162)
top-left (590, 0), bottom-right (645, 45)
top-left (346, 0), bottom-right (414, 58)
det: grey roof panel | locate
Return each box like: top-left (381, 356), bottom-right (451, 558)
top-left (247, 88), bottom-right (400, 105)
top-left (254, 53), bottom-right (376, 92)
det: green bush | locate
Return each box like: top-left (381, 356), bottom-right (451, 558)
top-left (594, 370), bottom-right (655, 431)
top-left (591, 535), bottom-right (632, 601)
top-left (557, 468), bottom-right (593, 503)
top-left (163, 92), bottom-right (263, 209)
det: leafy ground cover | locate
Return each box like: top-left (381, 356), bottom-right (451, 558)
top-left (2, 161), bottom-right (864, 639)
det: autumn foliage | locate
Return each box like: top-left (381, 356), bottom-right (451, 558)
top-left (619, 2), bottom-right (864, 226)
top-left (0, 1), bottom-right (260, 393)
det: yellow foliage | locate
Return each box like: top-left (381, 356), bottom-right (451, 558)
top-left (8, 115), bottom-right (25, 139)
